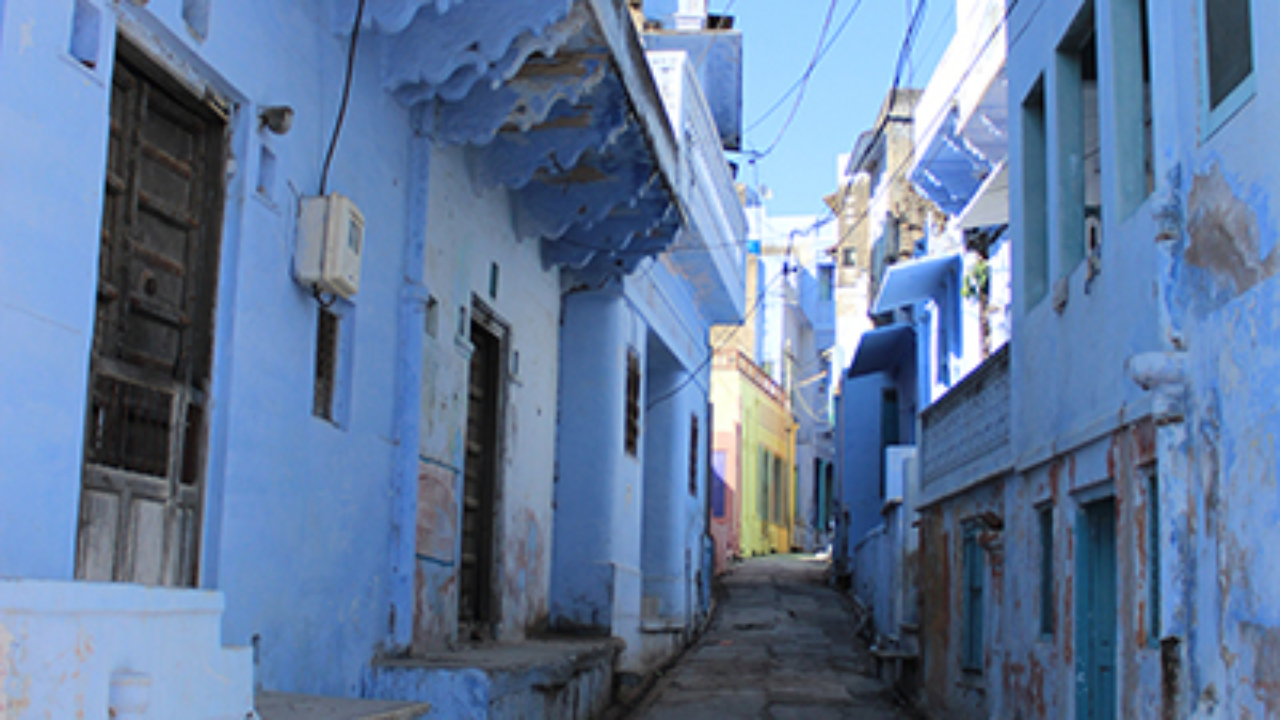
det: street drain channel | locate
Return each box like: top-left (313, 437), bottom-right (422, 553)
top-left (732, 622), bottom-right (775, 631)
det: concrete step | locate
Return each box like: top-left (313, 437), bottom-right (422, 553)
top-left (367, 638), bottom-right (623, 719)
top-left (256, 691), bottom-right (432, 720)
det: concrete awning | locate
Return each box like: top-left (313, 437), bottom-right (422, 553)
top-left (958, 164), bottom-right (1007, 229)
top-left (872, 253), bottom-right (962, 356)
top-left (847, 325), bottom-right (915, 379)
top-left (333, 0), bottom-right (687, 283)
top-left (910, 70), bottom-right (1008, 220)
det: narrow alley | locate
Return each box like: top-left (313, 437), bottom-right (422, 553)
top-left (623, 555), bottom-right (915, 720)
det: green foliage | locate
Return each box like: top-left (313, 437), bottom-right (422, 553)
top-left (962, 258), bottom-right (990, 301)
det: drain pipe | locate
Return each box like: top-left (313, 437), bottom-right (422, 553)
top-left (387, 105), bottom-right (432, 651)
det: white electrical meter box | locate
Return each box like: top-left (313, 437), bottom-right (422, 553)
top-left (295, 193), bottom-right (364, 298)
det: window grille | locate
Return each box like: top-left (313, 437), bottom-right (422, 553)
top-left (688, 415), bottom-right (699, 495)
top-left (314, 307), bottom-right (339, 420)
top-left (624, 350), bottom-right (641, 456)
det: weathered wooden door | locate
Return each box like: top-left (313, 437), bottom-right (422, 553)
top-left (459, 314), bottom-right (502, 637)
top-left (1078, 497), bottom-right (1118, 720)
top-left (76, 50), bottom-right (225, 586)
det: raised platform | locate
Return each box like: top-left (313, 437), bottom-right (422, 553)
top-left (257, 692), bottom-right (432, 720)
top-left (366, 637), bottom-right (623, 719)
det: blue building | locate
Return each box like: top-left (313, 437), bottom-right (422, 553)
top-left (914, 0), bottom-right (1280, 717)
top-left (0, 0), bottom-right (743, 715)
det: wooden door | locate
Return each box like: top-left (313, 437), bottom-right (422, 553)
top-left (76, 50), bottom-right (225, 586)
top-left (1079, 497), bottom-right (1118, 720)
top-left (459, 316), bottom-right (501, 637)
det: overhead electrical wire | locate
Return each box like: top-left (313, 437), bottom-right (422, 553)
top-left (744, 0), bottom-right (845, 161)
top-left (647, 0), bottom-right (1030, 412)
top-left (743, 0), bottom-right (868, 136)
top-left (820, 0), bottom-right (1025, 255)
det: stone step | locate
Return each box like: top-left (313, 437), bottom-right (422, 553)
top-left (256, 691), bottom-right (432, 720)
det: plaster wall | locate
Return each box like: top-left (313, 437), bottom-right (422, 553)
top-left (919, 422), bottom-right (1160, 719)
top-left (1006, 0), bottom-right (1280, 716)
top-left (412, 143), bottom-right (562, 649)
top-left (0, 0), bottom-right (113, 580)
top-left (1007, 0), bottom-right (1162, 469)
top-left (738, 374), bottom-right (792, 557)
top-left (709, 354), bottom-right (744, 573)
top-left (0, 581), bottom-right (253, 717)
top-left (1145, 1), bottom-right (1280, 714)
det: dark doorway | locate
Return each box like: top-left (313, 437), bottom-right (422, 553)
top-left (459, 304), bottom-right (505, 638)
top-left (77, 45), bottom-right (225, 586)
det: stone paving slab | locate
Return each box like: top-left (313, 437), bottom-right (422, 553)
top-left (622, 554), bottom-right (918, 720)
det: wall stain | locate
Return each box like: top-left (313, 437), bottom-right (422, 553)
top-left (1186, 165), bottom-right (1278, 297)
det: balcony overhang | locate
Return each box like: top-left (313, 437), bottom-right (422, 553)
top-left (847, 325), bottom-right (915, 379)
top-left (335, 0), bottom-right (686, 283)
top-left (910, 70), bottom-right (1007, 219)
top-left (872, 253), bottom-right (962, 357)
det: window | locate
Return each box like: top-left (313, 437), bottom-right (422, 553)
top-left (841, 246), bottom-right (857, 268)
top-left (1039, 504), bottom-right (1055, 636)
top-left (1056, 5), bottom-right (1099, 278)
top-left (70, 0), bottom-right (102, 68)
top-left (313, 307), bottom-right (340, 421)
top-left (1202, 0), bottom-right (1254, 130)
top-left (758, 447), bottom-right (770, 520)
top-left (1021, 79), bottom-right (1048, 310)
top-left (1111, 0), bottom-right (1154, 216)
top-left (962, 521), bottom-right (985, 672)
top-left (1147, 468), bottom-right (1161, 646)
top-left (819, 265), bottom-right (834, 300)
top-left (711, 451), bottom-right (727, 518)
top-left (773, 455), bottom-right (785, 523)
top-left (688, 415), bottom-right (699, 496)
top-left (879, 389), bottom-right (899, 498)
top-left (624, 349), bottom-right (641, 456)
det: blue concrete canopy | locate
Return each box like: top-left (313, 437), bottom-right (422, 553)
top-left (911, 109), bottom-right (992, 216)
top-left (847, 325), bottom-right (916, 379)
top-left (872, 253), bottom-right (962, 358)
top-left (338, 0), bottom-right (687, 283)
top-left (910, 70), bottom-right (1007, 219)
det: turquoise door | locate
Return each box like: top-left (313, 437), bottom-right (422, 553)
top-left (1077, 497), bottom-right (1117, 720)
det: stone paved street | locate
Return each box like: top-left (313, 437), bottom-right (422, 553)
top-left (623, 554), bottom-right (916, 720)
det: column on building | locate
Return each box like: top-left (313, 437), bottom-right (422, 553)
top-left (640, 337), bottom-right (699, 630)
top-left (550, 288), bottom-right (646, 637)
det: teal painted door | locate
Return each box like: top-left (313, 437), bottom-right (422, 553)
top-left (1078, 498), bottom-right (1117, 720)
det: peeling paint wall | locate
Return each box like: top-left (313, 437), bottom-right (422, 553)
top-left (920, 422), bottom-right (1162, 719)
top-left (413, 143), bottom-right (562, 650)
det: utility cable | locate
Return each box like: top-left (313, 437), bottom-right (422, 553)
top-left (746, 0), bottom-right (845, 160)
top-left (744, 0), bottom-right (868, 135)
top-left (319, 0), bottom-right (366, 196)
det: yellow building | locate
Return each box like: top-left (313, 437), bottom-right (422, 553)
top-left (711, 349), bottom-right (795, 558)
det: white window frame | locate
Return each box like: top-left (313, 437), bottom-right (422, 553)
top-left (1199, 0), bottom-right (1257, 138)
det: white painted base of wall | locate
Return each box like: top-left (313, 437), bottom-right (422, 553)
top-left (0, 580), bottom-right (253, 718)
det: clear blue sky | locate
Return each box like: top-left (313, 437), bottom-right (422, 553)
top-left (723, 0), bottom-right (954, 217)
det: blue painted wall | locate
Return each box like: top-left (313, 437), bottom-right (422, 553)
top-left (0, 0), bottom-right (420, 696)
top-left (551, 289), bottom-right (638, 633)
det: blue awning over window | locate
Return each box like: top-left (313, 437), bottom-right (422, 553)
top-left (847, 325), bottom-right (916, 379)
top-left (872, 253), bottom-right (962, 357)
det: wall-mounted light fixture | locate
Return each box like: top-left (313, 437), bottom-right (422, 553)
top-left (259, 105), bottom-right (294, 135)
